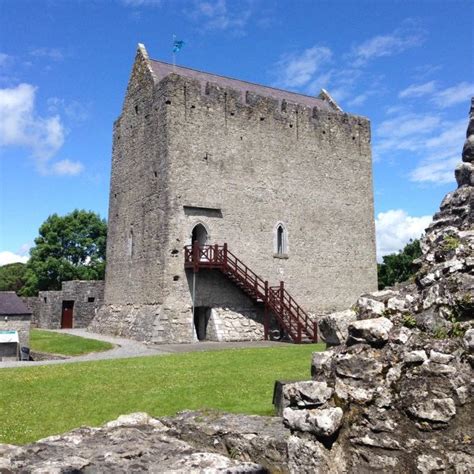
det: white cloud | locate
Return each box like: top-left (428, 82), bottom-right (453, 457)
top-left (0, 251), bottom-right (29, 266)
top-left (189, 0), bottom-right (252, 33)
top-left (399, 80), bottom-right (437, 98)
top-left (273, 46), bottom-right (332, 89)
top-left (0, 83), bottom-right (84, 175)
top-left (0, 53), bottom-right (10, 68)
top-left (375, 209), bottom-right (432, 260)
top-left (351, 24), bottom-right (425, 67)
top-left (432, 82), bottom-right (474, 109)
top-left (29, 47), bottom-right (64, 61)
top-left (347, 94), bottom-right (368, 107)
top-left (47, 97), bottom-right (89, 122)
top-left (50, 159), bottom-right (84, 176)
top-left (121, 0), bottom-right (161, 5)
top-left (408, 119), bottom-right (466, 184)
top-left (375, 111), bottom-right (464, 185)
top-left (409, 156), bottom-right (459, 184)
top-left (375, 113), bottom-right (441, 154)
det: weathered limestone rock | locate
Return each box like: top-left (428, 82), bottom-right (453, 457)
top-left (0, 411), bottom-right (288, 473)
top-left (455, 162), bottom-right (474, 186)
top-left (464, 328), bottom-right (474, 352)
top-left (407, 398), bottom-right (456, 423)
top-left (282, 381), bottom-right (333, 408)
top-left (463, 135), bottom-right (474, 162)
top-left (355, 296), bottom-right (386, 318)
top-left (318, 309), bottom-right (357, 345)
top-left (311, 350), bottom-right (335, 379)
top-left (348, 317), bottom-right (393, 345)
top-left (283, 407), bottom-right (343, 438)
top-left (404, 349), bottom-right (428, 364)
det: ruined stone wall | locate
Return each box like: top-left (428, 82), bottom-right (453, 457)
top-left (0, 315), bottom-right (31, 348)
top-left (21, 296), bottom-right (41, 328)
top-left (35, 291), bottom-right (62, 329)
top-left (24, 281), bottom-right (104, 329)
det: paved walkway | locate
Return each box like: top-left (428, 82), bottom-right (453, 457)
top-left (0, 329), bottom-right (294, 369)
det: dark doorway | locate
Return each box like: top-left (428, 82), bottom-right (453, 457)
top-left (194, 307), bottom-right (210, 341)
top-left (61, 301), bottom-right (74, 329)
top-left (191, 224), bottom-right (208, 246)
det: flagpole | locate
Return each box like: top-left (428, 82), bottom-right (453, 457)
top-left (172, 34), bottom-right (176, 70)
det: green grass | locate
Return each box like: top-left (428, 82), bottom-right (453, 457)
top-left (29, 329), bottom-right (114, 356)
top-left (0, 344), bottom-right (324, 445)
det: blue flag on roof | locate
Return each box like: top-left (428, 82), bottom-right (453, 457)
top-left (173, 39), bottom-right (185, 53)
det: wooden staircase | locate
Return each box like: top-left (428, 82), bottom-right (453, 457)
top-left (184, 243), bottom-right (317, 343)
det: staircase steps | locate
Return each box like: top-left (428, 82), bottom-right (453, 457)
top-left (184, 243), bottom-right (317, 344)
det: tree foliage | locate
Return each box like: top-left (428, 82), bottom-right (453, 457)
top-left (20, 210), bottom-right (107, 296)
top-left (377, 239), bottom-right (422, 290)
top-left (0, 262), bottom-right (27, 292)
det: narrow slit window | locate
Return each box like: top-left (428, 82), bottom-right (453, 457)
top-left (277, 226), bottom-right (284, 255)
top-left (128, 227), bottom-right (134, 258)
top-left (274, 223), bottom-right (288, 257)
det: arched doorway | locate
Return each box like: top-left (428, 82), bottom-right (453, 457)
top-left (191, 223), bottom-right (208, 247)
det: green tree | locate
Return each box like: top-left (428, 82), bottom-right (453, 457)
top-left (0, 262), bottom-right (27, 292)
top-left (20, 210), bottom-right (107, 296)
top-left (378, 239), bottom-right (422, 290)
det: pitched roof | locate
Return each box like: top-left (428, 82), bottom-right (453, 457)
top-left (0, 292), bottom-right (32, 315)
top-left (149, 59), bottom-right (333, 112)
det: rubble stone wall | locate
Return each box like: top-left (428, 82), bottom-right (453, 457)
top-left (23, 281), bottom-right (104, 329)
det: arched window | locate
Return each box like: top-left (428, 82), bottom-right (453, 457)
top-left (274, 222), bottom-right (288, 257)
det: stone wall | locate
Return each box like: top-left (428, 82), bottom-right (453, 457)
top-left (0, 314), bottom-right (31, 348)
top-left (23, 281), bottom-right (104, 329)
top-left (206, 308), bottom-right (264, 342)
top-left (94, 44), bottom-right (377, 343)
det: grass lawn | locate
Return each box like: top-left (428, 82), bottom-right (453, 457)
top-left (0, 343), bottom-right (324, 445)
top-left (29, 329), bottom-right (114, 356)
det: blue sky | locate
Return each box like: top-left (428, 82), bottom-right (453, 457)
top-left (1, 0), bottom-right (473, 264)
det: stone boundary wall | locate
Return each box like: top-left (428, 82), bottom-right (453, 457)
top-left (22, 281), bottom-right (104, 329)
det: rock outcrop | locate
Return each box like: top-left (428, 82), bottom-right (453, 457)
top-left (0, 411), bottom-right (289, 473)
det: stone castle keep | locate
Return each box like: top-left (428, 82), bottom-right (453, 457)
top-left (90, 44), bottom-right (377, 343)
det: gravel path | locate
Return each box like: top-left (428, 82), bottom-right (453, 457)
top-left (0, 329), bottom-right (294, 369)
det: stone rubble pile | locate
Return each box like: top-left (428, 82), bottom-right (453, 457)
top-left (282, 98), bottom-right (473, 472)
top-left (281, 320), bottom-right (473, 472)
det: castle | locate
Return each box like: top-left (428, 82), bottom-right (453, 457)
top-left (90, 44), bottom-right (377, 343)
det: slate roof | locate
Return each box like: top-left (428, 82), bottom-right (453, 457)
top-left (0, 292), bottom-right (32, 315)
top-left (150, 59), bottom-right (333, 112)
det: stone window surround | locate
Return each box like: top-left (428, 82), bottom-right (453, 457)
top-left (188, 221), bottom-right (211, 246)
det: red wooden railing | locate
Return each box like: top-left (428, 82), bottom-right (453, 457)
top-left (184, 243), bottom-right (317, 343)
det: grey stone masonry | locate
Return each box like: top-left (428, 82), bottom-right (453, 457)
top-left (0, 316), bottom-right (31, 349)
top-left (91, 43), bottom-right (377, 343)
top-left (23, 280), bottom-right (104, 329)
